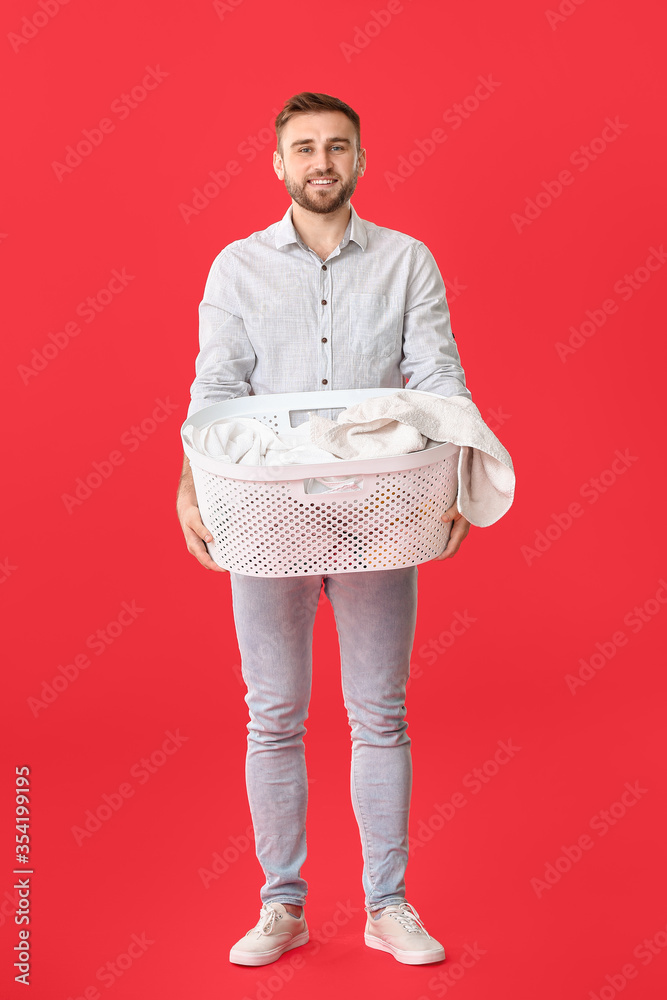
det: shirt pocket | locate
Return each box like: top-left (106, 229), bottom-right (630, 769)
top-left (347, 292), bottom-right (403, 358)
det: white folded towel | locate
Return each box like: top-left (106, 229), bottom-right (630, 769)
top-left (183, 392), bottom-right (516, 528)
top-left (309, 391), bottom-right (515, 527)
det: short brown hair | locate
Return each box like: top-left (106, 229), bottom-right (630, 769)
top-left (275, 92), bottom-right (361, 156)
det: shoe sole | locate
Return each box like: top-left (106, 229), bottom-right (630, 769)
top-left (229, 930), bottom-right (310, 967)
top-left (364, 932), bottom-right (445, 965)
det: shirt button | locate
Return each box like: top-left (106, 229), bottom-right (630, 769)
top-left (321, 265), bottom-right (327, 270)
top-left (321, 299), bottom-right (327, 305)
top-left (321, 379), bottom-right (328, 385)
top-left (321, 337), bottom-right (328, 343)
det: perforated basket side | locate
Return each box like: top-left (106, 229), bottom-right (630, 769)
top-left (192, 451), bottom-right (459, 577)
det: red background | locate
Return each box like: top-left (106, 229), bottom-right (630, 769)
top-left (2, 1), bottom-right (666, 998)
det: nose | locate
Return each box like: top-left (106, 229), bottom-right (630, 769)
top-left (312, 145), bottom-right (335, 173)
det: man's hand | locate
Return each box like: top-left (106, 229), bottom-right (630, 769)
top-left (433, 500), bottom-right (471, 560)
top-left (178, 503), bottom-right (228, 572)
top-left (177, 453), bottom-right (227, 573)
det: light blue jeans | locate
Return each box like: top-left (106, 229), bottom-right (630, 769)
top-left (229, 566), bottom-right (418, 913)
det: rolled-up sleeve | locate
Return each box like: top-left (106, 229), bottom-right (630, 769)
top-left (400, 243), bottom-right (472, 401)
top-left (187, 249), bottom-right (257, 418)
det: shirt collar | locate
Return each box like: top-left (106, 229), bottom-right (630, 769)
top-left (275, 202), bottom-right (367, 252)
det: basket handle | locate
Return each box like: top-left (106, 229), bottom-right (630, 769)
top-left (283, 475), bottom-right (378, 500)
top-left (285, 405), bottom-right (346, 429)
top-left (303, 475), bottom-right (364, 496)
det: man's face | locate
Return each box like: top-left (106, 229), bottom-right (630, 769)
top-left (273, 110), bottom-right (366, 215)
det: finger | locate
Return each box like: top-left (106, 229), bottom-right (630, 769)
top-left (184, 524), bottom-right (228, 572)
top-left (433, 518), bottom-right (470, 560)
top-left (448, 519), bottom-right (470, 554)
top-left (440, 500), bottom-right (460, 522)
top-left (185, 511), bottom-right (214, 544)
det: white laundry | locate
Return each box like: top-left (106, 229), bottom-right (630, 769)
top-left (308, 390), bottom-right (515, 527)
top-left (181, 416), bottom-right (341, 467)
top-left (183, 392), bottom-right (515, 528)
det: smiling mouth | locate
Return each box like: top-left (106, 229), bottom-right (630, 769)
top-left (307, 178), bottom-right (337, 186)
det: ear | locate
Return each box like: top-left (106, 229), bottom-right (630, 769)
top-left (273, 149), bottom-right (284, 179)
top-left (358, 147), bottom-right (367, 176)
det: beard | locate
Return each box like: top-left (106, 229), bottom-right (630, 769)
top-left (282, 167), bottom-right (359, 215)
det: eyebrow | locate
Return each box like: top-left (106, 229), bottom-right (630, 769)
top-left (289, 137), bottom-right (352, 148)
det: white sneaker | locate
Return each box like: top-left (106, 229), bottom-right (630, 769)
top-left (364, 901), bottom-right (446, 965)
top-left (229, 902), bottom-right (309, 966)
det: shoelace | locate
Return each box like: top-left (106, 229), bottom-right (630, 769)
top-left (386, 902), bottom-right (430, 935)
top-left (254, 904), bottom-right (283, 937)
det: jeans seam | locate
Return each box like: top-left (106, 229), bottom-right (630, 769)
top-left (351, 748), bottom-right (377, 898)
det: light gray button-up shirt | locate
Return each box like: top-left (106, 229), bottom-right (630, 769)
top-left (187, 202), bottom-right (472, 419)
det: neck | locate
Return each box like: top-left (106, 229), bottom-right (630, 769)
top-left (290, 202), bottom-right (351, 254)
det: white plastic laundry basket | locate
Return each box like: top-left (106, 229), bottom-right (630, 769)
top-left (181, 388), bottom-right (460, 577)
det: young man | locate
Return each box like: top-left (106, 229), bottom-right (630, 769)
top-left (177, 92), bottom-right (472, 966)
